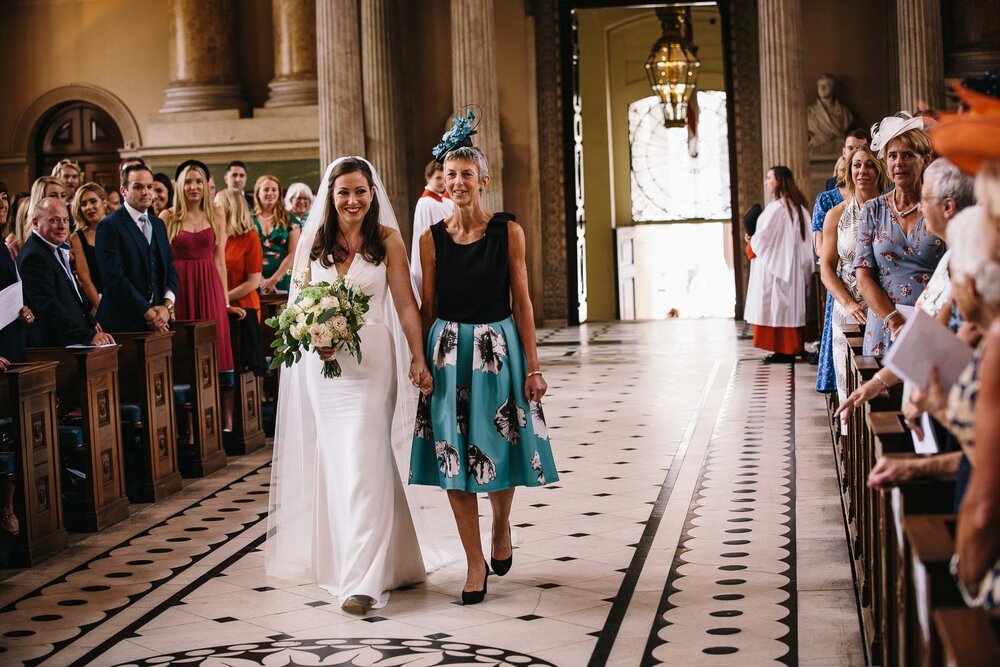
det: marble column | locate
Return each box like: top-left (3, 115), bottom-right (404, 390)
top-left (160, 0), bottom-right (246, 113)
top-left (451, 0), bottom-right (504, 211)
top-left (316, 0), bottom-right (365, 168)
top-left (361, 0), bottom-right (410, 241)
top-left (897, 0), bottom-right (945, 111)
top-left (757, 0), bottom-right (808, 192)
top-left (266, 0), bottom-right (318, 107)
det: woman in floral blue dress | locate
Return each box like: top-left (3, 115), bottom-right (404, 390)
top-left (410, 128), bottom-right (557, 606)
top-left (854, 118), bottom-right (944, 355)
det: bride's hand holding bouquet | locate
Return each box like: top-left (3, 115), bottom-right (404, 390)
top-left (266, 277), bottom-right (372, 378)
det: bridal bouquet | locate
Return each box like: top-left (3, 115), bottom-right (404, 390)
top-left (266, 278), bottom-right (372, 378)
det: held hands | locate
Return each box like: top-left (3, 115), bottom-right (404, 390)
top-left (144, 305), bottom-right (170, 331)
top-left (90, 325), bottom-right (115, 346)
top-left (18, 306), bottom-right (34, 325)
top-left (227, 305), bottom-right (247, 320)
top-left (525, 373), bottom-right (547, 403)
top-left (408, 360), bottom-right (433, 395)
top-left (260, 277), bottom-right (277, 295)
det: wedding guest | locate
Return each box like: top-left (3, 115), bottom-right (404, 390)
top-left (69, 182), bottom-right (109, 311)
top-left (163, 164), bottom-right (236, 388)
top-left (5, 195), bottom-right (31, 258)
top-left (30, 175), bottom-right (66, 205)
top-left (410, 160), bottom-right (454, 288)
top-left (96, 164), bottom-right (177, 333)
top-left (105, 188), bottom-right (121, 213)
top-left (284, 182), bottom-right (314, 220)
top-left (0, 181), bottom-right (33, 363)
top-left (254, 175), bottom-right (301, 293)
top-left (119, 157), bottom-right (145, 174)
top-left (224, 160), bottom-right (254, 208)
top-left (824, 129), bottom-right (870, 191)
top-left (744, 166), bottom-right (815, 363)
top-left (152, 172), bottom-right (174, 217)
top-left (820, 146), bottom-right (890, 403)
top-left (855, 115), bottom-right (943, 355)
top-left (9, 177), bottom-right (69, 257)
top-left (216, 189), bottom-right (264, 431)
top-left (51, 158), bottom-right (82, 200)
top-left (410, 142), bottom-right (558, 605)
top-left (17, 198), bottom-right (113, 347)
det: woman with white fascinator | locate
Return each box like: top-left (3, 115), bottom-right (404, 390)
top-left (264, 157), bottom-right (459, 615)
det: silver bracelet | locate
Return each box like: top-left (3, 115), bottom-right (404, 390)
top-left (882, 309), bottom-right (900, 331)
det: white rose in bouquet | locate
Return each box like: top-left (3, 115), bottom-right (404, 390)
top-left (320, 296), bottom-right (340, 310)
top-left (330, 315), bottom-right (349, 334)
top-left (309, 323), bottom-right (333, 348)
top-left (290, 322), bottom-right (307, 341)
top-left (298, 296), bottom-right (316, 309)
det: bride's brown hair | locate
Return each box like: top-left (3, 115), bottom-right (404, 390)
top-left (310, 158), bottom-right (386, 267)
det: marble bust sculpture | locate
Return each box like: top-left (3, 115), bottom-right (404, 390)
top-left (807, 74), bottom-right (854, 158)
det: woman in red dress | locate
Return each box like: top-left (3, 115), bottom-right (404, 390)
top-left (163, 164), bottom-right (242, 388)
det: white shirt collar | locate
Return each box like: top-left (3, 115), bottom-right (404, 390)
top-left (122, 200), bottom-right (149, 224)
top-left (32, 229), bottom-right (70, 253)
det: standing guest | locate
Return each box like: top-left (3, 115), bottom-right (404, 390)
top-left (163, 164), bottom-right (237, 388)
top-left (744, 166), bottom-right (815, 363)
top-left (151, 173), bottom-right (174, 217)
top-left (254, 175), bottom-right (301, 293)
top-left (824, 129), bottom-right (870, 191)
top-left (224, 160), bottom-right (254, 208)
top-left (0, 181), bottom-right (34, 363)
top-left (105, 187), bottom-right (122, 213)
top-left (69, 183), bottom-right (109, 312)
top-left (30, 176), bottom-right (66, 205)
top-left (17, 198), bottom-right (113, 347)
top-left (96, 164), bottom-right (177, 333)
top-left (9, 177), bottom-right (69, 256)
top-left (284, 182), bottom-right (314, 219)
top-left (820, 146), bottom-right (890, 403)
top-left (854, 115), bottom-right (943, 355)
top-left (410, 139), bottom-right (558, 605)
top-left (119, 157), bottom-right (145, 173)
top-left (51, 159), bottom-right (82, 200)
top-left (216, 189), bottom-right (264, 431)
top-left (410, 160), bottom-right (454, 288)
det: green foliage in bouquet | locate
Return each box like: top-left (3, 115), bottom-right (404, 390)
top-left (265, 278), bottom-right (373, 378)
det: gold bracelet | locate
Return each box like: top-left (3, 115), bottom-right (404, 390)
top-left (527, 370), bottom-right (542, 378)
top-left (873, 373), bottom-right (890, 392)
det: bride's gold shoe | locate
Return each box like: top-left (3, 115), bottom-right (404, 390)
top-left (341, 595), bottom-right (375, 615)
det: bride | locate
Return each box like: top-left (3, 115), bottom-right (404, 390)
top-left (265, 157), bottom-right (455, 614)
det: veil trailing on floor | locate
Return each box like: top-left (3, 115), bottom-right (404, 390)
top-left (264, 157), bottom-right (460, 580)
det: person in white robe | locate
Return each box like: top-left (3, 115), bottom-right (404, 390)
top-left (410, 160), bottom-right (454, 288)
top-left (744, 166), bottom-right (815, 363)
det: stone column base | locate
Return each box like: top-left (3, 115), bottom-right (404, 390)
top-left (265, 79), bottom-right (319, 108)
top-left (160, 84), bottom-right (246, 114)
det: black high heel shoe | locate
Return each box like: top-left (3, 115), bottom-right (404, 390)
top-left (491, 525), bottom-right (513, 576)
top-left (461, 560), bottom-right (489, 605)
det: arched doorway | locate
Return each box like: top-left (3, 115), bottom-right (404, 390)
top-left (34, 101), bottom-right (123, 192)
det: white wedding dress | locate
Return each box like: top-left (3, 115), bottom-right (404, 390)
top-left (302, 255), bottom-right (426, 606)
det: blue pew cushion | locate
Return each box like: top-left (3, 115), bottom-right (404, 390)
top-left (58, 424), bottom-right (85, 451)
top-left (173, 384), bottom-right (191, 405)
top-left (120, 404), bottom-right (142, 424)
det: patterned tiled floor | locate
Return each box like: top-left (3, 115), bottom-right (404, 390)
top-left (0, 320), bottom-right (863, 666)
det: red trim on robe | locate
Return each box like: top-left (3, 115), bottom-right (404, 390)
top-left (421, 188), bottom-right (446, 202)
top-left (753, 325), bottom-right (805, 354)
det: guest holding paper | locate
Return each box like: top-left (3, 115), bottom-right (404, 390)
top-left (854, 114), bottom-right (943, 356)
top-left (0, 181), bottom-right (34, 365)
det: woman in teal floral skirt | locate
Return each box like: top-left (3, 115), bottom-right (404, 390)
top-left (409, 140), bottom-right (558, 605)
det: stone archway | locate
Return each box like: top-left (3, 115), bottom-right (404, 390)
top-left (12, 84), bottom-right (141, 155)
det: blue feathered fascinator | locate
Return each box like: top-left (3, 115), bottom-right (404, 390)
top-left (432, 108), bottom-right (479, 162)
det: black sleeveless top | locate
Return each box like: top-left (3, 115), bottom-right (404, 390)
top-left (76, 229), bottom-right (102, 292)
top-left (431, 213), bottom-right (513, 324)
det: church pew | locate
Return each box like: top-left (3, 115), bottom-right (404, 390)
top-left (170, 321), bottom-right (227, 476)
top-left (115, 331), bottom-right (182, 502)
top-left (223, 313), bottom-right (265, 456)
top-left (0, 362), bottom-right (68, 565)
top-left (25, 346), bottom-right (130, 532)
top-left (904, 513), bottom-right (964, 667)
top-left (934, 608), bottom-right (1000, 667)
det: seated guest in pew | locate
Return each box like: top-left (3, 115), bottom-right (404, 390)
top-left (855, 115), bottom-right (943, 356)
top-left (216, 189), bottom-right (266, 432)
top-left (835, 159), bottom-right (976, 423)
top-left (69, 183), bottom-right (110, 314)
top-left (96, 164), bottom-right (178, 333)
top-left (17, 198), bottom-right (115, 347)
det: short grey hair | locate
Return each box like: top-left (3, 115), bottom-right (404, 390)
top-left (443, 146), bottom-right (489, 180)
top-left (284, 182), bottom-right (314, 210)
top-left (947, 206), bottom-right (1000, 308)
top-left (31, 196), bottom-right (67, 223)
top-left (923, 158), bottom-right (975, 210)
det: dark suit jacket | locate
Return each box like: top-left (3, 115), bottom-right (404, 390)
top-left (17, 234), bottom-right (96, 347)
top-left (0, 248), bottom-right (28, 360)
top-left (95, 206), bottom-right (178, 333)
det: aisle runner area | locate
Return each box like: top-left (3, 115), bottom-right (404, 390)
top-left (0, 321), bottom-right (860, 667)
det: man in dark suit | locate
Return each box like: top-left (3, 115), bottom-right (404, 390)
top-left (96, 164), bottom-right (178, 333)
top-left (17, 198), bottom-right (115, 347)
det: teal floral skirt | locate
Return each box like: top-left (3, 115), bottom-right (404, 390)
top-left (409, 317), bottom-right (558, 492)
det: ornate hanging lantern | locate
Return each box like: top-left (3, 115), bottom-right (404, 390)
top-left (644, 7), bottom-right (700, 128)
